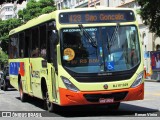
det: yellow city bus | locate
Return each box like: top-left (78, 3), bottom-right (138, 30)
top-left (9, 7), bottom-right (144, 112)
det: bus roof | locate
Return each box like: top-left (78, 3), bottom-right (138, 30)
top-left (9, 7), bottom-right (135, 36)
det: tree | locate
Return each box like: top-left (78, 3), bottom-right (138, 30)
top-left (18, 0), bottom-right (57, 22)
top-left (0, 18), bottom-right (22, 53)
top-left (0, 50), bottom-right (8, 66)
top-left (136, 0), bottom-right (160, 37)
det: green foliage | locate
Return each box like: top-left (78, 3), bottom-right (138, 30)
top-left (18, 10), bottom-right (23, 20)
top-left (0, 50), bottom-right (8, 64)
top-left (62, 7), bottom-right (70, 10)
top-left (136, 9), bottom-right (141, 15)
top-left (19, 0), bottom-right (57, 22)
top-left (0, 18), bottom-right (22, 53)
top-left (136, 0), bottom-right (160, 37)
top-left (42, 6), bottom-right (55, 14)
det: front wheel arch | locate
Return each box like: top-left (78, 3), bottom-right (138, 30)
top-left (41, 78), bottom-right (58, 112)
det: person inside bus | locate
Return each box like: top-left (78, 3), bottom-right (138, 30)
top-left (31, 46), bottom-right (39, 57)
top-left (130, 46), bottom-right (137, 67)
top-left (41, 44), bottom-right (46, 58)
top-left (20, 49), bottom-right (24, 58)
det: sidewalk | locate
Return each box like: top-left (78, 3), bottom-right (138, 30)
top-left (145, 79), bottom-right (160, 82)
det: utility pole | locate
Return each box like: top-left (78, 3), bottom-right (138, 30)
top-left (108, 0), bottom-right (109, 7)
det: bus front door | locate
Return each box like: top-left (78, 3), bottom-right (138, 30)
top-left (24, 59), bottom-right (33, 95)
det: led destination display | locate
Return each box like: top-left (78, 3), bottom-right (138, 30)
top-left (59, 10), bottom-right (135, 24)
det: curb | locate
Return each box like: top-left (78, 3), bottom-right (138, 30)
top-left (145, 79), bottom-right (160, 82)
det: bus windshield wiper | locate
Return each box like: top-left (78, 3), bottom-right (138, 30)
top-left (78, 24), bottom-right (97, 48)
top-left (108, 23), bottom-right (120, 50)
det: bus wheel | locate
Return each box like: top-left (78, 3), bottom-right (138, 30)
top-left (108, 102), bottom-right (120, 110)
top-left (44, 91), bottom-right (58, 112)
top-left (19, 80), bottom-right (27, 102)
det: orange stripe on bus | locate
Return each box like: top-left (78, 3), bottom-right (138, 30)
top-left (59, 83), bottom-right (144, 106)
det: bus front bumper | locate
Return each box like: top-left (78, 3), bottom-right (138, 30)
top-left (59, 83), bottom-right (144, 106)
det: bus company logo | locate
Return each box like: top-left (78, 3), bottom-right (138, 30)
top-left (103, 84), bottom-right (108, 89)
top-left (32, 71), bottom-right (40, 78)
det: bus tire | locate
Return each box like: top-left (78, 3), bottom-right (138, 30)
top-left (19, 80), bottom-right (28, 102)
top-left (108, 102), bottom-right (120, 110)
top-left (42, 80), bottom-right (58, 112)
top-left (44, 91), bottom-right (58, 112)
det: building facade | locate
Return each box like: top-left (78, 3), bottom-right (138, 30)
top-left (88, 0), bottom-right (108, 7)
top-left (0, 3), bottom-right (15, 20)
top-left (55, 0), bottom-right (88, 9)
top-left (0, 1), bottom-right (27, 20)
top-left (55, 0), bottom-right (103, 8)
top-left (14, 1), bottom-right (27, 19)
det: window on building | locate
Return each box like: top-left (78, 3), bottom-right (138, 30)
top-left (143, 33), bottom-right (146, 45)
top-left (96, 3), bottom-right (100, 6)
top-left (5, 15), bottom-right (12, 19)
top-left (6, 7), bottom-right (13, 11)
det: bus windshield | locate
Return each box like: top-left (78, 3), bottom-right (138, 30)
top-left (61, 25), bottom-right (140, 73)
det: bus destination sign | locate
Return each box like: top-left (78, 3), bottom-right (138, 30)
top-left (59, 10), bottom-right (135, 24)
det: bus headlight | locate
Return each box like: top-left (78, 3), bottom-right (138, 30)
top-left (131, 71), bottom-right (144, 88)
top-left (61, 76), bottom-right (79, 92)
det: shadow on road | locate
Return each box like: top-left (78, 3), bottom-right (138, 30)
top-left (16, 96), bottom-right (45, 110)
top-left (0, 88), bottom-right (17, 91)
top-left (54, 104), bottom-right (159, 117)
top-left (15, 96), bottom-right (159, 117)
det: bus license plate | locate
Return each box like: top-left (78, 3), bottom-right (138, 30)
top-left (99, 98), bottom-right (114, 103)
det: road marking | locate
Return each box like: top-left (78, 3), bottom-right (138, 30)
top-left (145, 92), bottom-right (160, 96)
top-left (153, 93), bottom-right (160, 96)
top-left (144, 98), bottom-right (154, 101)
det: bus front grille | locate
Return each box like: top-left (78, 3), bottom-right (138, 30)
top-left (83, 91), bottom-right (128, 102)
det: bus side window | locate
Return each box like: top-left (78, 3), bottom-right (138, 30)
top-left (41, 44), bottom-right (46, 58)
top-left (9, 39), bottom-right (13, 59)
top-left (9, 35), bottom-right (18, 59)
top-left (19, 32), bottom-right (25, 58)
top-left (24, 30), bottom-right (31, 58)
top-left (31, 27), bottom-right (39, 58)
top-left (40, 24), bottom-right (47, 59)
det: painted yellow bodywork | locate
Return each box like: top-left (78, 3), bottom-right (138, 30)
top-left (9, 7), bottom-right (144, 106)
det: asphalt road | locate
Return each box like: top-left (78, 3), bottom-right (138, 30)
top-left (0, 81), bottom-right (160, 119)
